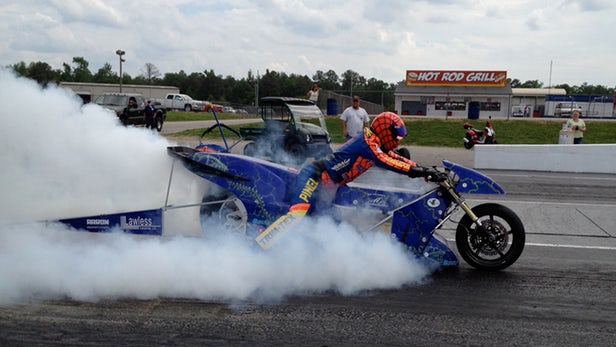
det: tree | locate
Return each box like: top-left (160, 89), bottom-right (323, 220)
top-left (26, 61), bottom-right (57, 86)
top-left (71, 57), bottom-right (92, 82)
top-left (59, 63), bottom-right (72, 82)
top-left (340, 69), bottom-right (366, 95)
top-left (312, 69), bottom-right (340, 91)
top-left (92, 63), bottom-right (117, 83)
top-left (520, 80), bottom-right (543, 88)
top-left (141, 63), bottom-right (160, 84)
top-left (259, 70), bottom-right (282, 98)
top-left (9, 61), bottom-right (28, 77)
top-left (161, 70), bottom-right (188, 89)
top-left (509, 78), bottom-right (522, 88)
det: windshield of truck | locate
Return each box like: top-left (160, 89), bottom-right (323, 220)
top-left (287, 104), bottom-right (328, 130)
top-left (95, 95), bottom-right (128, 106)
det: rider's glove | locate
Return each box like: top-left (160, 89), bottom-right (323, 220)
top-left (408, 166), bottom-right (446, 182)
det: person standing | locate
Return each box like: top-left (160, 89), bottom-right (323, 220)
top-left (144, 100), bottom-right (157, 130)
top-left (567, 110), bottom-right (586, 144)
top-left (340, 95), bottom-right (370, 141)
top-left (307, 83), bottom-right (320, 104)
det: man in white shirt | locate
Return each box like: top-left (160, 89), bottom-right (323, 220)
top-left (340, 95), bottom-right (370, 140)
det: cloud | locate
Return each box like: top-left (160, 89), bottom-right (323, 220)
top-left (0, 1), bottom-right (614, 86)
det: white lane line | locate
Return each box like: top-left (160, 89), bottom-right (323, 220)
top-left (525, 242), bottom-right (616, 250)
top-left (445, 239), bottom-right (616, 251)
top-left (466, 198), bottom-right (616, 207)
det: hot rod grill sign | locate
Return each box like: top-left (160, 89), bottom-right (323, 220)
top-left (406, 70), bottom-right (507, 87)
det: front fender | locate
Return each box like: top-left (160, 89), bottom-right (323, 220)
top-left (442, 160), bottom-right (505, 194)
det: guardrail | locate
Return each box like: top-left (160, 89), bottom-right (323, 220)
top-left (474, 144), bottom-right (616, 174)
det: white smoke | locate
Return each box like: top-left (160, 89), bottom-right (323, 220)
top-left (0, 69), bottom-right (431, 305)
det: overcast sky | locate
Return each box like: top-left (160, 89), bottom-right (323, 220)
top-left (1, 0), bottom-right (614, 87)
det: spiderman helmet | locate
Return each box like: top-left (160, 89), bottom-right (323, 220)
top-left (370, 112), bottom-right (407, 152)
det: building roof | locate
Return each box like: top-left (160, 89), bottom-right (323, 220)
top-left (512, 88), bottom-right (566, 96)
top-left (394, 82), bottom-right (512, 96)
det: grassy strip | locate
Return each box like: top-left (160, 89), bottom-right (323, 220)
top-left (168, 112), bottom-right (616, 147)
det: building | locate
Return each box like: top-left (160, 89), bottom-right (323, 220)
top-left (59, 82), bottom-right (179, 104)
top-left (394, 70), bottom-right (571, 119)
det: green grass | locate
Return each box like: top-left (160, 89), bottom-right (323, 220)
top-left (168, 112), bottom-right (616, 147)
top-left (165, 111), bottom-right (254, 122)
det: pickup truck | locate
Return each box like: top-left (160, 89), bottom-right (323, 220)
top-left (94, 92), bottom-right (166, 131)
top-left (153, 93), bottom-right (206, 112)
top-left (554, 102), bottom-right (582, 117)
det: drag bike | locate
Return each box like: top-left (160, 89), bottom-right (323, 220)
top-left (167, 146), bottom-right (525, 271)
top-left (463, 119), bottom-right (497, 149)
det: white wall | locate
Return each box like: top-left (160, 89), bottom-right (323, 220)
top-left (474, 144), bottom-right (616, 174)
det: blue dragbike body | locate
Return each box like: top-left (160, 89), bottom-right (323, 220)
top-left (167, 146), bottom-right (512, 269)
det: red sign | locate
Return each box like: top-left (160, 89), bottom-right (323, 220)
top-left (406, 70), bottom-right (507, 87)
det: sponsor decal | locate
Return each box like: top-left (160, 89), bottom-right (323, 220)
top-left (86, 219), bottom-right (110, 226)
top-left (331, 158), bottom-right (351, 172)
top-left (368, 195), bottom-right (388, 208)
top-left (256, 213), bottom-right (299, 248)
top-left (406, 70), bottom-right (507, 87)
top-left (120, 216), bottom-right (155, 230)
top-left (59, 208), bottom-right (163, 235)
top-left (427, 198), bottom-right (441, 208)
top-left (299, 178), bottom-right (319, 203)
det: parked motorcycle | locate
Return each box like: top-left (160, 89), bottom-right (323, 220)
top-left (463, 119), bottom-right (497, 149)
top-left (168, 146), bottom-right (525, 271)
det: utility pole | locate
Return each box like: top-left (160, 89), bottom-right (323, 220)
top-left (116, 50), bottom-right (125, 92)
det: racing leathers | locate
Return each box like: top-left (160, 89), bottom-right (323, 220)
top-left (255, 127), bottom-right (435, 249)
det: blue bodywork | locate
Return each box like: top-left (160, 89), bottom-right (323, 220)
top-left (58, 146), bottom-right (505, 268)
top-left (166, 146), bottom-right (505, 268)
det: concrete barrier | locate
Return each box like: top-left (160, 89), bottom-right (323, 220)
top-left (474, 144), bottom-right (616, 174)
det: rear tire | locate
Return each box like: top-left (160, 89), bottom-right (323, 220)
top-left (200, 193), bottom-right (248, 236)
top-left (455, 203), bottom-right (525, 271)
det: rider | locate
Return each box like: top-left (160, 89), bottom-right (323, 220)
top-left (256, 111), bottom-right (444, 249)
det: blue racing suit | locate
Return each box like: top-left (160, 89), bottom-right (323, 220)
top-left (255, 127), bottom-right (418, 249)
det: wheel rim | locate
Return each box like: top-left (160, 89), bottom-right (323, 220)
top-left (201, 195), bottom-right (248, 236)
top-left (468, 217), bottom-right (512, 260)
top-left (218, 197), bottom-right (248, 235)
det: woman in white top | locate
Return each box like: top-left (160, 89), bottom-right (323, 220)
top-left (307, 84), bottom-right (319, 104)
top-left (566, 111), bottom-right (586, 144)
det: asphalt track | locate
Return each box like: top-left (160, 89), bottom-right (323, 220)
top-left (1, 122), bottom-right (614, 346)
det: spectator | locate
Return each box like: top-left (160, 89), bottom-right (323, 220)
top-left (340, 95), bottom-right (370, 140)
top-left (144, 100), bottom-right (157, 130)
top-left (567, 111), bottom-right (586, 144)
top-left (307, 83), bottom-right (320, 104)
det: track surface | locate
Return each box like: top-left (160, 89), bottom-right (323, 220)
top-left (2, 127), bottom-right (615, 346)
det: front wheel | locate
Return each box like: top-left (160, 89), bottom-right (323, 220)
top-left (455, 203), bottom-right (525, 271)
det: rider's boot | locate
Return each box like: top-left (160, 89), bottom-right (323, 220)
top-left (255, 203), bottom-right (310, 249)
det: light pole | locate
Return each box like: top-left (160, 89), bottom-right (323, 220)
top-left (116, 49), bottom-right (125, 92)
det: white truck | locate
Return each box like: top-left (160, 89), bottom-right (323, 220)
top-left (153, 93), bottom-right (206, 112)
